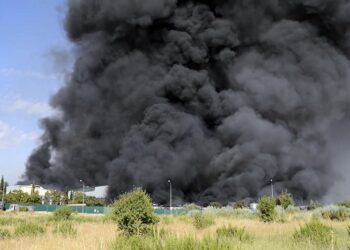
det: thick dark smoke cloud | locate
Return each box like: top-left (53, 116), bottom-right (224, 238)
top-left (24, 0), bottom-right (350, 204)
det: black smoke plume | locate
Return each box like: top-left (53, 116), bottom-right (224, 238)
top-left (24, 0), bottom-right (350, 204)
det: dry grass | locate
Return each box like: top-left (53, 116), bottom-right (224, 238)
top-left (0, 211), bottom-right (349, 250)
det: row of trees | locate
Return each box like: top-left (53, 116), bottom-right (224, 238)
top-left (3, 186), bottom-right (105, 206)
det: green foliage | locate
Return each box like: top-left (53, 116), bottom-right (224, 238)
top-left (276, 192), bottom-right (294, 209)
top-left (0, 217), bottom-right (25, 226)
top-left (0, 228), bottom-right (11, 239)
top-left (347, 225), bottom-right (350, 236)
top-left (183, 203), bottom-right (201, 210)
top-left (192, 212), bottom-right (215, 229)
top-left (70, 192), bottom-right (104, 206)
top-left (209, 202), bottom-right (222, 208)
top-left (337, 201), bottom-right (350, 208)
top-left (44, 190), bottom-right (68, 205)
top-left (309, 200), bottom-right (322, 210)
top-left (14, 222), bottom-right (45, 237)
top-left (257, 196), bottom-right (276, 222)
top-left (216, 225), bottom-right (252, 242)
top-left (233, 200), bottom-right (248, 209)
top-left (111, 188), bottom-right (158, 236)
top-left (5, 190), bottom-right (30, 204)
top-left (293, 221), bottom-right (333, 246)
top-left (53, 221), bottom-right (77, 236)
top-left (53, 207), bottom-right (73, 221)
top-left (320, 206), bottom-right (350, 221)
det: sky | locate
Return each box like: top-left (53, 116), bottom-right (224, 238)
top-left (0, 0), bottom-right (71, 185)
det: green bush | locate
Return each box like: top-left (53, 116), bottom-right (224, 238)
top-left (53, 207), bottom-right (73, 221)
top-left (14, 222), bottom-right (45, 237)
top-left (257, 196), bottom-right (276, 222)
top-left (321, 206), bottom-right (350, 221)
top-left (192, 212), bottom-right (215, 229)
top-left (337, 201), bottom-right (350, 208)
top-left (347, 225), bottom-right (350, 237)
top-left (276, 192), bottom-right (294, 209)
top-left (0, 228), bottom-right (11, 239)
top-left (209, 202), bottom-right (222, 208)
top-left (233, 200), bottom-right (248, 209)
top-left (216, 225), bottom-right (252, 242)
top-left (111, 188), bottom-right (158, 236)
top-left (293, 221), bottom-right (333, 245)
top-left (309, 200), bottom-right (322, 210)
top-left (53, 221), bottom-right (77, 237)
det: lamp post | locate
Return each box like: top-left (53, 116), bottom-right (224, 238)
top-left (270, 179), bottom-right (274, 198)
top-left (168, 180), bottom-right (172, 215)
top-left (1, 179), bottom-right (5, 209)
top-left (79, 180), bottom-right (85, 214)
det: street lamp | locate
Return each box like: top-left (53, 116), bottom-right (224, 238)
top-left (168, 180), bottom-right (172, 215)
top-left (79, 180), bottom-right (85, 214)
top-left (270, 179), bottom-right (274, 198)
top-left (1, 179), bottom-right (5, 209)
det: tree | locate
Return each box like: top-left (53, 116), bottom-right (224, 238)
top-left (28, 184), bottom-right (41, 204)
top-left (111, 188), bottom-right (158, 236)
top-left (5, 190), bottom-right (30, 203)
top-left (234, 200), bottom-right (248, 209)
top-left (276, 191), bottom-right (294, 209)
top-left (0, 176), bottom-right (4, 196)
top-left (257, 196), bottom-right (276, 222)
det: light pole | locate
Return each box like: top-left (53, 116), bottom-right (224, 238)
top-left (1, 179), bottom-right (5, 209)
top-left (168, 180), bottom-right (172, 215)
top-left (270, 179), bottom-right (274, 198)
top-left (80, 180), bottom-right (85, 214)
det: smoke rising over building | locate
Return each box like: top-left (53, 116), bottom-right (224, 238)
top-left (24, 0), bottom-right (350, 204)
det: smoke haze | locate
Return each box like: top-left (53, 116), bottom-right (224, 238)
top-left (24, 0), bottom-right (350, 204)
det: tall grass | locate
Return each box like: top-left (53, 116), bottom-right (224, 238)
top-left (53, 221), bottom-right (77, 237)
top-left (216, 225), bottom-right (252, 242)
top-left (192, 212), bottom-right (215, 229)
top-left (112, 235), bottom-right (236, 250)
top-left (293, 220), bottom-right (333, 246)
top-left (14, 222), bottom-right (46, 237)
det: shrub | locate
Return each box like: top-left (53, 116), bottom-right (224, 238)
top-left (257, 196), bottom-right (276, 222)
top-left (0, 228), bottom-right (11, 239)
top-left (309, 200), bottom-right (322, 210)
top-left (293, 221), bottom-right (333, 245)
top-left (337, 201), bottom-right (350, 208)
top-left (111, 188), bottom-right (158, 236)
top-left (53, 221), bottom-right (77, 237)
top-left (286, 205), bottom-right (300, 214)
top-left (347, 225), bottom-right (350, 236)
top-left (192, 212), bottom-right (215, 229)
top-left (321, 206), bottom-right (350, 221)
top-left (209, 202), bottom-right (222, 208)
top-left (53, 207), bottom-right (73, 221)
top-left (14, 222), bottom-right (45, 237)
top-left (216, 225), bottom-right (252, 242)
top-left (233, 200), bottom-right (248, 209)
top-left (276, 192), bottom-right (294, 209)
top-left (183, 203), bottom-right (201, 210)
top-left (275, 205), bottom-right (287, 223)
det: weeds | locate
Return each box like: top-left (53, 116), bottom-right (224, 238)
top-left (192, 212), bottom-right (215, 229)
top-left (216, 225), bottom-right (252, 242)
top-left (53, 221), bottom-right (77, 237)
top-left (293, 220), bottom-right (333, 246)
top-left (0, 229), bottom-right (11, 239)
top-left (14, 222), bottom-right (45, 237)
top-left (53, 207), bottom-right (73, 221)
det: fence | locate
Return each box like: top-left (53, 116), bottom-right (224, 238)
top-left (3, 203), bottom-right (187, 215)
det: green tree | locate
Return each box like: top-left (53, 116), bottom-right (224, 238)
top-left (5, 190), bottom-right (30, 203)
top-left (234, 200), bottom-right (248, 209)
top-left (111, 188), bottom-right (158, 236)
top-left (28, 185), bottom-right (41, 204)
top-left (71, 192), bottom-right (84, 204)
top-left (276, 191), bottom-right (294, 209)
top-left (0, 176), bottom-right (4, 196)
top-left (257, 196), bottom-right (276, 222)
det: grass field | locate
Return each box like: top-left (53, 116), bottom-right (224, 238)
top-left (0, 209), bottom-right (349, 250)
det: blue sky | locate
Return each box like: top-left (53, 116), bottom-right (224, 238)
top-left (0, 0), bottom-right (71, 185)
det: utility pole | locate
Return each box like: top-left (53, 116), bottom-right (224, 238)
top-left (80, 180), bottom-right (85, 214)
top-left (1, 176), bottom-right (5, 209)
top-left (270, 179), bottom-right (274, 198)
top-left (168, 180), bottom-right (172, 215)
